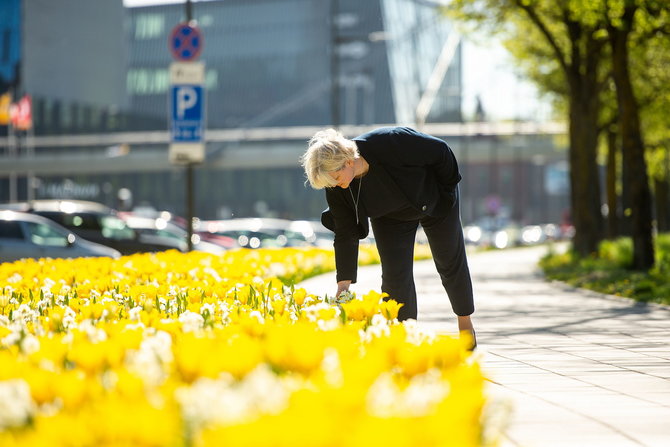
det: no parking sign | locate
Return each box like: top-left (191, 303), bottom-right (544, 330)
top-left (167, 22), bottom-right (206, 164)
top-left (169, 22), bottom-right (203, 61)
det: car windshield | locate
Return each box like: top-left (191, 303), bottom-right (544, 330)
top-left (100, 216), bottom-right (136, 240)
top-left (24, 221), bottom-right (69, 247)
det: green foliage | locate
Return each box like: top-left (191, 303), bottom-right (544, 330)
top-left (598, 237), bottom-right (633, 267)
top-left (540, 234), bottom-right (670, 305)
top-left (444, 0), bottom-right (670, 157)
top-left (653, 233), bottom-right (670, 271)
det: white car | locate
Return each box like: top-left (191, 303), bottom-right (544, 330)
top-left (121, 215), bottom-right (226, 255)
top-left (0, 210), bottom-right (121, 263)
top-left (202, 218), bottom-right (307, 249)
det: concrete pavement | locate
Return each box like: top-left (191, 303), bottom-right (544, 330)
top-left (299, 245), bottom-right (670, 447)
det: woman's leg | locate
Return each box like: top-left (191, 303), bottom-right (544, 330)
top-left (421, 191), bottom-right (475, 339)
top-left (370, 216), bottom-right (420, 321)
top-left (421, 191), bottom-right (476, 348)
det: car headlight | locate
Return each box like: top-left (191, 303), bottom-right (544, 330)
top-left (494, 231), bottom-right (509, 249)
top-left (465, 227), bottom-right (482, 243)
top-left (522, 226), bottom-right (543, 244)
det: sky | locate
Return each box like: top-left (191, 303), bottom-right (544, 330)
top-left (461, 38), bottom-right (551, 122)
top-left (123, 0), bottom-right (551, 122)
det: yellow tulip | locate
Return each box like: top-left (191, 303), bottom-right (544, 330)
top-left (378, 299), bottom-right (403, 321)
top-left (292, 287), bottom-right (307, 306)
top-left (264, 322), bottom-right (325, 375)
top-left (54, 371), bottom-right (92, 410)
top-left (24, 369), bottom-right (58, 405)
top-left (67, 340), bottom-right (108, 375)
top-left (0, 247), bottom-right (490, 447)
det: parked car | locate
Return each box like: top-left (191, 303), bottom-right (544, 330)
top-left (4, 200), bottom-right (182, 255)
top-left (520, 223), bottom-right (567, 245)
top-left (0, 210), bottom-right (120, 263)
top-left (288, 220), bottom-right (334, 248)
top-left (202, 218), bottom-right (312, 249)
top-left (119, 210), bottom-right (238, 250)
top-left (463, 216), bottom-right (521, 249)
top-left (120, 214), bottom-right (226, 255)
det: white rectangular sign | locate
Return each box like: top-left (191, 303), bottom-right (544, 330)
top-left (170, 61), bottom-right (205, 84)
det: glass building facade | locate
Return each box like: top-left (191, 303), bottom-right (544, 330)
top-left (382, 0), bottom-right (462, 123)
top-left (126, 0), bottom-right (461, 129)
top-left (121, 0), bottom-right (464, 218)
top-left (1, 0), bottom-right (567, 226)
top-left (0, 0), bottom-right (21, 98)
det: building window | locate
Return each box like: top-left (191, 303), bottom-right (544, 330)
top-left (199, 14), bottom-right (214, 28)
top-left (127, 68), bottom-right (169, 95)
top-left (205, 69), bottom-right (218, 90)
top-left (135, 14), bottom-right (165, 40)
top-left (127, 68), bottom-right (216, 95)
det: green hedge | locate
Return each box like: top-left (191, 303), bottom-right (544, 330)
top-left (539, 234), bottom-right (670, 306)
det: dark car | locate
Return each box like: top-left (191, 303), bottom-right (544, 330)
top-left (0, 210), bottom-right (121, 263)
top-left (5, 200), bottom-right (182, 256)
top-left (120, 214), bottom-right (226, 255)
top-left (119, 210), bottom-right (238, 250)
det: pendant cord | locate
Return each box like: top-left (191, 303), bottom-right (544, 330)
top-left (349, 176), bottom-right (362, 225)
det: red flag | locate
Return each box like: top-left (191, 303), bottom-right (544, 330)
top-left (10, 95), bottom-right (32, 130)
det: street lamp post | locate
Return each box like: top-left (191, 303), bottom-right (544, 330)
top-left (185, 0), bottom-right (195, 251)
top-left (330, 0), bottom-right (340, 129)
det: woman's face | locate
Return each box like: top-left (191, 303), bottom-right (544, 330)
top-left (329, 160), bottom-right (355, 189)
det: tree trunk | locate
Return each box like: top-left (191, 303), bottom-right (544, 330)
top-left (620, 144), bottom-right (633, 236)
top-left (658, 148), bottom-right (670, 233)
top-left (606, 129), bottom-right (619, 239)
top-left (608, 10), bottom-right (655, 270)
top-left (567, 69), bottom-right (604, 256)
top-left (654, 177), bottom-right (669, 233)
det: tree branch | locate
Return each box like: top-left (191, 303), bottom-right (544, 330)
top-left (512, 0), bottom-right (569, 74)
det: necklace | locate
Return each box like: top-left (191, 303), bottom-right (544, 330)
top-left (349, 176), bottom-right (362, 225)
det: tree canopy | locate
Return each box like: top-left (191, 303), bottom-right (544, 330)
top-left (445, 0), bottom-right (670, 268)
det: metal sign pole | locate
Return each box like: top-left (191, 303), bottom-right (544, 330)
top-left (184, 0), bottom-right (194, 252)
top-left (166, 0), bottom-right (205, 252)
top-left (27, 126), bottom-right (35, 201)
top-left (8, 122), bottom-right (17, 202)
top-left (186, 163), bottom-right (194, 251)
top-left (185, 0), bottom-right (194, 252)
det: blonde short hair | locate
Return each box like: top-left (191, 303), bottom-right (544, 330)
top-left (300, 128), bottom-right (359, 189)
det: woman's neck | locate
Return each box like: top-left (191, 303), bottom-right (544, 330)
top-left (354, 157), bottom-right (369, 178)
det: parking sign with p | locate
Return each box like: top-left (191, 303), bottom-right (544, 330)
top-left (169, 61), bottom-right (206, 164)
top-left (170, 85), bottom-right (204, 141)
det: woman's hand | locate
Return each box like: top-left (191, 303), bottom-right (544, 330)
top-left (336, 280), bottom-right (352, 297)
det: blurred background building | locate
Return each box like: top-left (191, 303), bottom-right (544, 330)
top-left (128, 0), bottom-right (463, 128)
top-left (0, 0), bottom-right (568, 227)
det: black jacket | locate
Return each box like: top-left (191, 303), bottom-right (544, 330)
top-left (322, 126), bottom-right (461, 283)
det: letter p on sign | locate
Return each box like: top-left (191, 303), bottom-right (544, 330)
top-left (176, 87), bottom-right (198, 119)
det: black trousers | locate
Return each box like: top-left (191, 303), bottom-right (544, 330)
top-left (370, 193), bottom-right (474, 321)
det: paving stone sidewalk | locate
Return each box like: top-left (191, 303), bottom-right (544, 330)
top-left (299, 245), bottom-right (670, 447)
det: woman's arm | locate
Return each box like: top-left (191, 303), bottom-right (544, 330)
top-left (325, 188), bottom-right (360, 284)
top-left (336, 280), bottom-right (352, 297)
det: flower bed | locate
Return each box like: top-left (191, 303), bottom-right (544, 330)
top-left (0, 247), bottom-right (488, 446)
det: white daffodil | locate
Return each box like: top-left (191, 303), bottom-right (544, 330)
top-left (0, 379), bottom-right (35, 429)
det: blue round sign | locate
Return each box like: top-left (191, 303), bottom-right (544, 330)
top-left (169, 22), bottom-right (203, 61)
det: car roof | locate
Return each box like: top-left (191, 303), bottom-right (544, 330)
top-left (2, 200), bottom-right (115, 215)
top-left (122, 215), bottom-right (183, 232)
top-left (202, 217), bottom-right (292, 232)
top-left (0, 209), bottom-right (73, 231)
